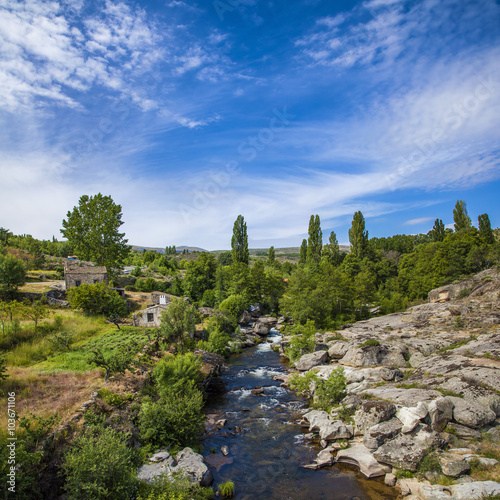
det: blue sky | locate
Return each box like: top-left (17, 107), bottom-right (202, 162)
top-left (0, 0), bottom-right (499, 250)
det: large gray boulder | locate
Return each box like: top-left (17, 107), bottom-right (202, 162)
top-left (252, 322), bottom-right (270, 336)
top-left (449, 481), bottom-right (500, 499)
top-left (448, 396), bottom-right (497, 429)
top-left (175, 448), bottom-right (213, 487)
top-left (335, 444), bottom-right (390, 479)
top-left (363, 418), bottom-right (402, 450)
top-left (302, 410), bottom-right (353, 441)
top-left (295, 350), bottom-right (329, 371)
top-left (396, 402), bottom-right (428, 434)
top-left (361, 387), bottom-right (442, 407)
top-left (328, 341), bottom-right (350, 359)
top-left (439, 453), bottom-right (471, 478)
top-left (354, 401), bottom-right (397, 434)
top-left (137, 451), bottom-right (177, 482)
top-left (373, 425), bottom-right (446, 471)
top-left (339, 344), bottom-right (408, 367)
top-left (427, 397), bottom-right (454, 431)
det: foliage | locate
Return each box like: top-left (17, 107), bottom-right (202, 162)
top-left (285, 320), bottom-right (316, 361)
top-left (0, 355), bottom-right (7, 380)
top-left (0, 254), bottom-right (26, 298)
top-left (158, 298), bottom-right (200, 353)
top-left (478, 213), bottom-right (495, 244)
top-left (138, 385), bottom-right (205, 448)
top-left (217, 251), bottom-right (233, 266)
top-left (453, 200), bottom-right (472, 232)
top-left (218, 294), bottom-right (248, 323)
top-left (361, 339), bottom-right (380, 347)
top-left (61, 425), bottom-right (137, 500)
top-left (203, 328), bottom-right (231, 357)
top-left (429, 219), bottom-right (446, 242)
top-left (349, 211), bottom-right (369, 259)
top-left (306, 214), bottom-right (322, 264)
top-left (288, 370), bottom-right (318, 395)
top-left (88, 342), bottom-right (138, 381)
top-left (322, 230), bottom-right (342, 266)
top-left (138, 472), bottom-right (214, 500)
top-left (313, 367), bottom-right (347, 411)
top-left (153, 353), bottom-right (203, 397)
top-left (268, 246), bottom-right (275, 264)
top-left (61, 193), bottom-right (130, 276)
top-left (48, 330), bottom-right (75, 352)
top-left (22, 300), bottom-right (51, 329)
top-left (183, 253), bottom-right (217, 302)
top-left (299, 239), bottom-right (307, 265)
top-left (218, 480), bottom-right (235, 498)
top-left (231, 215), bottom-right (249, 265)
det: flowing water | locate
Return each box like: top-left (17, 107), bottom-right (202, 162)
top-left (202, 330), bottom-right (399, 500)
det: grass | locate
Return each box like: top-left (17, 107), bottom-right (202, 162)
top-left (436, 388), bottom-right (463, 398)
top-left (361, 339), bottom-right (381, 347)
top-left (218, 480), bottom-right (235, 498)
top-left (437, 335), bottom-right (477, 354)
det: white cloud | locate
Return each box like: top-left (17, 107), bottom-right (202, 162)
top-left (404, 217), bottom-right (433, 226)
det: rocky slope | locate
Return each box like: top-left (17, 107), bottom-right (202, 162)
top-left (283, 268), bottom-right (500, 499)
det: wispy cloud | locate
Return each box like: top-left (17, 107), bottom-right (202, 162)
top-left (404, 217), bottom-right (433, 226)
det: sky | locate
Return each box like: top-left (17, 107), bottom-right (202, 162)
top-left (0, 0), bottom-right (499, 250)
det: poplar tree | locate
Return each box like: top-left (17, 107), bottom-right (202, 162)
top-left (306, 214), bottom-right (322, 264)
top-left (231, 215), bottom-right (249, 265)
top-left (478, 213), bottom-right (495, 244)
top-left (323, 230), bottom-right (342, 266)
top-left (299, 239), bottom-right (307, 264)
top-left (268, 246), bottom-right (276, 264)
top-left (349, 211), bottom-right (368, 259)
top-left (430, 219), bottom-right (446, 242)
top-left (453, 200), bottom-right (472, 232)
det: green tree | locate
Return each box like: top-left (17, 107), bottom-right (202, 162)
top-left (323, 230), bottom-right (342, 266)
top-left (62, 425), bottom-right (137, 500)
top-left (22, 300), bottom-right (50, 329)
top-left (349, 211), bottom-right (369, 259)
top-left (299, 239), bottom-right (307, 264)
top-left (183, 252), bottom-right (217, 302)
top-left (0, 255), bottom-right (26, 299)
top-left (0, 356), bottom-right (8, 380)
top-left (217, 251), bottom-right (233, 266)
top-left (429, 218), bottom-right (446, 242)
top-left (306, 215), bottom-right (322, 264)
top-left (61, 193), bottom-right (130, 276)
top-left (159, 298), bottom-right (200, 353)
top-left (67, 283), bottom-right (128, 328)
top-left (231, 215), bottom-right (249, 265)
top-left (478, 213), bottom-right (495, 244)
top-left (268, 246), bottom-right (276, 264)
top-left (154, 352), bottom-right (203, 396)
top-left (453, 200), bottom-right (472, 232)
top-left (88, 343), bottom-right (137, 381)
top-left (0, 227), bottom-right (12, 245)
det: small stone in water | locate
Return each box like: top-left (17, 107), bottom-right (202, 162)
top-left (221, 446), bottom-right (229, 456)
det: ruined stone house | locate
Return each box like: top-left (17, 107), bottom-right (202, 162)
top-left (64, 262), bottom-right (108, 290)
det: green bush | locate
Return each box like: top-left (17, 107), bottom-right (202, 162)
top-left (153, 353), bottom-right (203, 397)
top-left (361, 339), bottom-right (380, 347)
top-left (206, 329), bottom-right (230, 357)
top-left (138, 472), bottom-right (214, 500)
top-left (288, 371), bottom-right (318, 395)
top-left (218, 480), bottom-right (235, 498)
top-left (313, 367), bottom-right (346, 411)
top-left (285, 320), bottom-right (316, 361)
top-left (138, 385), bottom-right (204, 448)
top-left (62, 425), bottom-right (137, 500)
top-left (218, 294), bottom-right (248, 323)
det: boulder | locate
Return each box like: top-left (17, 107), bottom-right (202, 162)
top-left (361, 387), bottom-right (442, 407)
top-left (373, 425), bottom-right (446, 471)
top-left (328, 341), bottom-right (350, 359)
top-left (252, 322), bottom-right (270, 336)
top-left (446, 423), bottom-right (481, 440)
top-left (384, 473), bottom-right (397, 487)
top-left (448, 396), bottom-right (497, 429)
top-left (303, 410), bottom-right (353, 441)
top-left (439, 453), bottom-right (471, 478)
top-left (174, 448), bottom-right (213, 487)
top-left (409, 351), bottom-right (426, 368)
top-left (418, 484), bottom-right (455, 500)
top-left (335, 444), bottom-right (390, 478)
top-left (363, 418), bottom-right (402, 450)
top-left (396, 402), bottom-right (428, 434)
top-left (449, 481), bottom-right (500, 499)
top-left (427, 397), bottom-right (454, 432)
top-left (295, 351), bottom-right (329, 371)
top-left (137, 451), bottom-right (177, 482)
top-left (339, 344), bottom-right (408, 367)
top-left (354, 401), bottom-right (397, 434)
top-left (239, 310), bottom-right (252, 324)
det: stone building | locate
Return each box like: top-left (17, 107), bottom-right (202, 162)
top-left (132, 304), bottom-right (170, 328)
top-left (64, 262), bottom-right (108, 290)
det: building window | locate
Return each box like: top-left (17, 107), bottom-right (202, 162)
top-left (75, 280), bottom-right (81, 287)
top-left (94, 279), bottom-right (99, 284)
top-left (147, 313), bottom-right (154, 323)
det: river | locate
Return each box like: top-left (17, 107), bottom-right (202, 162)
top-left (202, 329), bottom-right (399, 500)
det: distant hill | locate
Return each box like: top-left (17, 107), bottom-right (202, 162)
top-left (131, 245), bottom-right (207, 253)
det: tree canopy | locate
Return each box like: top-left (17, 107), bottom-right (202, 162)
top-left (231, 215), bottom-right (249, 265)
top-left (349, 211), bottom-right (368, 259)
top-left (61, 193), bottom-right (130, 275)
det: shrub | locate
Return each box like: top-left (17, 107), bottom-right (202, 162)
top-left (218, 480), bottom-right (235, 498)
top-left (288, 371), bottom-right (318, 396)
top-left (48, 330), bottom-right (75, 352)
top-left (138, 385), bottom-right (204, 448)
top-left (313, 367), bottom-right (347, 411)
top-left (138, 472), bottom-right (214, 500)
top-left (361, 339), bottom-right (380, 347)
top-left (206, 329), bottom-right (230, 357)
top-left (62, 425), bottom-right (137, 500)
top-left (153, 353), bottom-right (203, 397)
top-left (218, 294), bottom-right (248, 323)
top-left (285, 320), bottom-right (316, 361)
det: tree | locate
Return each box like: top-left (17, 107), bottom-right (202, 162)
top-left (231, 215), bottom-right (249, 265)
top-left (323, 230), bottom-right (342, 266)
top-left (349, 211), bottom-right (368, 259)
top-left (478, 213), bottom-right (495, 244)
top-left (268, 246), bottom-right (276, 264)
top-left (62, 425), bottom-right (137, 500)
top-left (88, 344), bottom-right (137, 381)
top-left (22, 300), bottom-right (50, 329)
top-left (0, 228), bottom-right (12, 245)
top-left (158, 298), bottom-right (200, 353)
top-left (453, 200), bottom-right (472, 232)
top-left (61, 193), bottom-right (130, 275)
top-left (299, 239), bottom-right (307, 264)
top-left (0, 255), bottom-right (26, 299)
top-left (429, 218), bottom-right (446, 242)
top-left (217, 251), bottom-right (233, 266)
top-left (306, 215), bottom-right (322, 264)
top-left (67, 282), bottom-right (128, 328)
